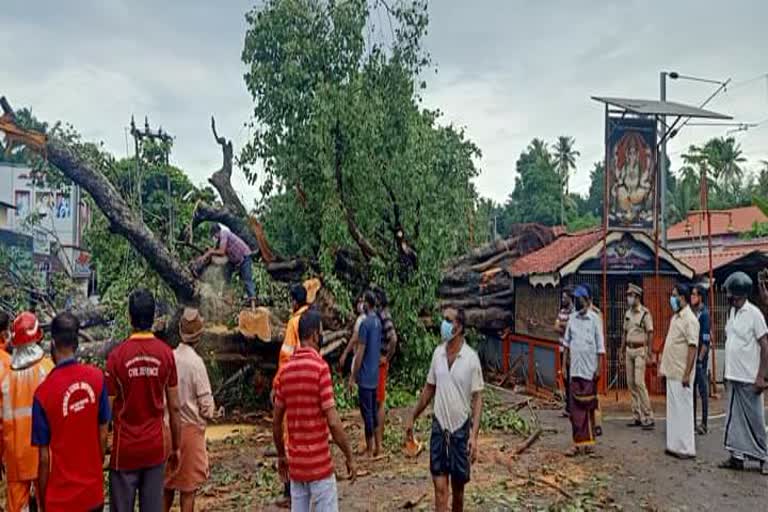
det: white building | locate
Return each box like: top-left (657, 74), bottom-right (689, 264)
top-left (0, 162), bottom-right (92, 295)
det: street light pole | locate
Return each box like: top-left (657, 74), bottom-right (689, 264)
top-left (660, 71), bottom-right (668, 247)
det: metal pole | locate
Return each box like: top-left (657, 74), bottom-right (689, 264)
top-left (660, 72), bottom-right (668, 247)
top-left (601, 104), bottom-right (609, 394)
top-left (704, 174), bottom-right (718, 395)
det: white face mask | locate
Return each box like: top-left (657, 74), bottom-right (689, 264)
top-left (627, 296), bottom-right (636, 307)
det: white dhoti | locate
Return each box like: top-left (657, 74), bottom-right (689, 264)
top-left (666, 379), bottom-right (696, 457)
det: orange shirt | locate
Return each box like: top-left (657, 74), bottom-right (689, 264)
top-left (273, 305), bottom-right (309, 387)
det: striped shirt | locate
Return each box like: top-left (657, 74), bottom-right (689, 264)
top-left (274, 347), bottom-right (335, 482)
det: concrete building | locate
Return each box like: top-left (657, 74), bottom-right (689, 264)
top-left (0, 162), bottom-right (92, 296)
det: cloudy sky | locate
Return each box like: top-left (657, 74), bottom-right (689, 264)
top-left (3, 1), bottom-right (767, 205)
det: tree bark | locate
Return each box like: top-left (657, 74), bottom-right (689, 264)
top-left (208, 116), bottom-right (247, 218)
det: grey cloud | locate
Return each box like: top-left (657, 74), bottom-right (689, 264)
top-left (2, 0), bottom-right (767, 207)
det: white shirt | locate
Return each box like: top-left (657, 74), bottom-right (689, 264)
top-left (725, 301), bottom-right (768, 383)
top-left (564, 309), bottom-right (606, 380)
top-left (427, 340), bottom-right (484, 433)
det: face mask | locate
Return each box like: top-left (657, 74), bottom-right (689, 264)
top-left (669, 296), bottom-right (680, 312)
top-left (627, 296), bottom-right (635, 307)
top-left (440, 320), bottom-right (454, 342)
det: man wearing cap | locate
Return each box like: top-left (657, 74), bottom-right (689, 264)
top-left (621, 283), bottom-right (655, 430)
top-left (563, 286), bottom-right (605, 456)
top-left (164, 308), bottom-right (216, 512)
top-left (0, 311), bottom-right (55, 511)
top-left (720, 272), bottom-right (768, 474)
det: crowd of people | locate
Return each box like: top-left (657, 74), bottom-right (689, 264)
top-left (269, 282), bottom-right (484, 512)
top-left (555, 272), bottom-right (768, 474)
top-left (0, 265), bottom-right (765, 511)
top-left (0, 289), bottom-right (215, 512)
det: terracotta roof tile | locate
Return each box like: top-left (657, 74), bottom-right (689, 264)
top-left (678, 240), bottom-right (768, 274)
top-left (667, 206), bottom-right (767, 240)
top-left (510, 229), bottom-right (604, 276)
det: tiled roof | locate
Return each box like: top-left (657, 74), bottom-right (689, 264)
top-left (667, 206), bottom-right (767, 240)
top-left (510, 229), bottom-right (603, 276)
top-left (678, 241), bottom-right (768, 275)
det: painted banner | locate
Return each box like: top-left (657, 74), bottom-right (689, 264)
top-left (607, 117), bottom-right (657, 231)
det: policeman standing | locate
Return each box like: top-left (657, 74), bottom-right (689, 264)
top-left (621, 284), bottom-right (655, 430)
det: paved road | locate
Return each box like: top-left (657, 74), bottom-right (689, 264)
top-left (538, 406), bottom-right (768, 511)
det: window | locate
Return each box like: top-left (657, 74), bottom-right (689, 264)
top-left (15, 191), bottom-right (30, 217)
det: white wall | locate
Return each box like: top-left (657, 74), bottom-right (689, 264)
top-left (0, 163), bottom-right (90, 281)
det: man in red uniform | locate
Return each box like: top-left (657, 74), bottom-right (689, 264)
top-left (106, 289), bottom-right (182, 512)
top-left (32, 312), bottom-right (111, 512)
top-left (0, 311), bottom-right (54, 512)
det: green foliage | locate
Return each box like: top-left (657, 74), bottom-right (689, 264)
top-left (241, 0), bottom-right (478, 387)
top-left (504, 139), bottom-right (562, 226)
top-left (480, 389), bottom-right (530, 435)
top-left (83, 141), bottom-right (213, 330)
top-left (585, 161), bottom-right (604, 219)
top-left (0, 244), bottom-right (38, 313)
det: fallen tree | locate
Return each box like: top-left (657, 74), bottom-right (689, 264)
top-left (437, 224), bottom-right (556, 332)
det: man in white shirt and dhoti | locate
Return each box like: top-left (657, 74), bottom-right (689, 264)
top-left (660, 283), bottom-right (699, 459)
top-left (720, 271), bottom-right (768, 475)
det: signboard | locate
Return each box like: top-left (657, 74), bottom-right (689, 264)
top-left (32, 229), bottom-right (50, 255)
top-left (579, 233), bottom-right (679, 274)
top-left (72, 249), bottom-right (92, 278)
top-left (607, 117), bottom-right (657, 231)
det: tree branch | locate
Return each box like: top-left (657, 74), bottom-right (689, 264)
top-left (332, 120), bottom-right (378, 261)
top-left (0, 98), bottom-right (197, 302)
top-left (47, 140), bottom-right (197, 302)
top-left (193, 203), bottom-right (259, 249)
top-left (208, 115), bottom-right (246, 218)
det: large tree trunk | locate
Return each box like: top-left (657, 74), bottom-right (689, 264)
top-left (437, 224), bottom-right (556, 332)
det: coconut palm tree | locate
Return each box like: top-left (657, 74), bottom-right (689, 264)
top-left (553, 136), bottom-right (579, 226)
top-left (554, 136), bottom-right (580, 195)
top-left (703, 137), bottom-right (746, 190)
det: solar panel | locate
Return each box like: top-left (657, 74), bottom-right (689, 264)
top-left (591, 96), bottom-right (732, 119)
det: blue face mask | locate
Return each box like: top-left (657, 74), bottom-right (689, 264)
top-left (440, 319), bottom-right (454, 342)
top-left (669, 296), bottom-right (680, 312)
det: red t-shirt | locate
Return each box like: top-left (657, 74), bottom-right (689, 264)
top-left (274, 347), bottom-right (335, 482)
top-left (32, 360), bottom-right (110, 511)
top-left (106, 332), bottom-right (178, 471)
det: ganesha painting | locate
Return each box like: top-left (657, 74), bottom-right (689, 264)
top-left (608, 121), bottom-right (656, 230)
